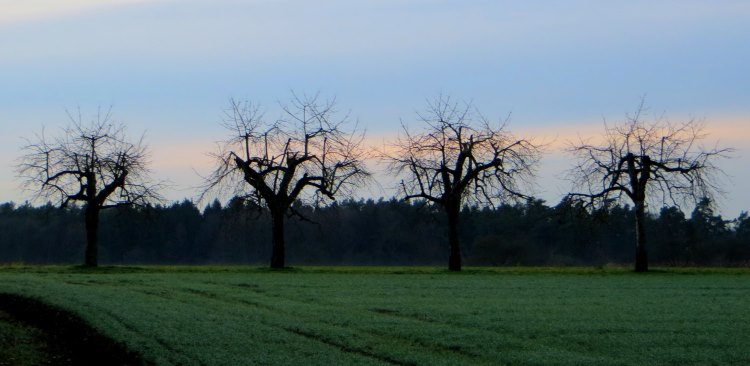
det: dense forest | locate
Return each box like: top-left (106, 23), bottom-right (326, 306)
top-left (1, 198), bottom-right (747, 266)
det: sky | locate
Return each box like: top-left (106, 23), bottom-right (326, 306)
top-left (1, 0), bottom-right (748, 216)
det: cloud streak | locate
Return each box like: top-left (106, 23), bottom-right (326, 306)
top-left (0, 1), bottom-right (748, 216)
top-left (0, 0), bottom-right (172, 25)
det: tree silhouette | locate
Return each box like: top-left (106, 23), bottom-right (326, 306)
top-left (567, 101), bottom-right (730, 272)
top-left (17, 108), bottom-right (161, 266)
top-left (203, 93), bottom-right (369, 268)
top-left (385, 95), bottom-right (540, 271)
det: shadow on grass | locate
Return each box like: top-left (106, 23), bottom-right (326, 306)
top-left (0, 293), bottom-right (149, 365)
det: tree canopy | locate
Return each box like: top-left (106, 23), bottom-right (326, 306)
top-left (17, 108), bottom-right (160, 266)
top-left (567, 101), bottom-right (730, 271)
top-left (385, 95), bottom-right (540, 270)
top-left (203, 93), bottom-right (369, 268)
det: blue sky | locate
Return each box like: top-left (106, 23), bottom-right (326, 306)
top-left (1, 0), bottom-right (748, 216)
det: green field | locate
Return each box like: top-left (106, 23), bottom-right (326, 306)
top-left (0, 266), bottom-right (748, 365)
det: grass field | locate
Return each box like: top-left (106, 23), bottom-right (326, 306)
top-left (0, 266), bottom-right (748, 365)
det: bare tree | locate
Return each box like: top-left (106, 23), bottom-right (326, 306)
top-left (202, 93), bottom-right (370, 269)
top-left (567, 100), bottom-right (731, 272)
top-left (18, 108), bottom-right (161, 267)
top-left (385, 95), bottom-right (540, 271)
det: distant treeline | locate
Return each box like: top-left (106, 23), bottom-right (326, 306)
top-left (0, 198), bottom-right (748, 266)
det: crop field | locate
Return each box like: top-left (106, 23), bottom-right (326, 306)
top-left (0, 266), bottom-right (748, 365)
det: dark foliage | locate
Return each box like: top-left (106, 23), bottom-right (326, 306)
top-left (1, 198), bottom-right (747, 266)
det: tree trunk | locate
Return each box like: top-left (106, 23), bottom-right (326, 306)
top-left (270, 210), bottom-right (285, 269)
top-left (84, 204), bottom-right (99, 267)
top-left (447, 204), bottom-right (462, 271)
top-left (634, 200), bottom-right (648, 272)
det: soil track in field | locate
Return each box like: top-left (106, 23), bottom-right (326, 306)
top-left (0, 293), bottom-right (148, 366)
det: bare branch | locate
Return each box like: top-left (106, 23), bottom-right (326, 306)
top-left (566, 102), bottom-right (732, 211)
top-left (382, 95), bottom-right (540, 209)
top-left (17, 109), bottom-right (163, 209)
top-left (201, 93), bottom-right (371, 210)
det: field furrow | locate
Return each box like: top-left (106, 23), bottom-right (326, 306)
top-left (0, 266), bottom-right (748, 365)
